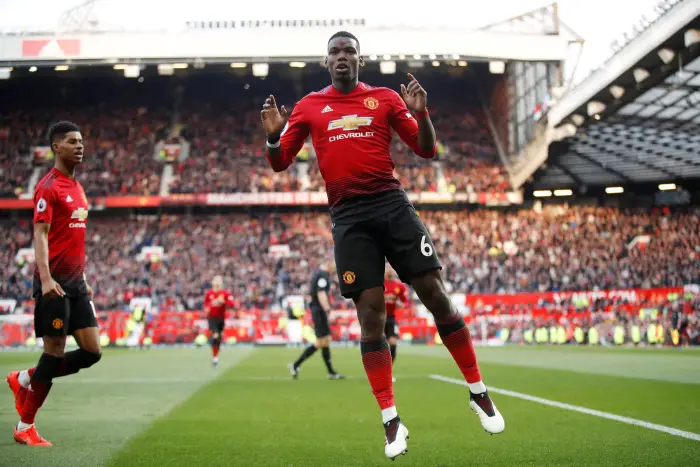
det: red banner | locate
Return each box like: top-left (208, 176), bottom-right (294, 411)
top-left (465, 287), bottom-right (684, 307)
top-left (0, 191), bottom-right (522, 210)
top-left (22, 39), bottom-right (80, 57)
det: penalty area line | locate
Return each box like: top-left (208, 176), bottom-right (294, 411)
top-left (429, 374), bottom-right (700, 442)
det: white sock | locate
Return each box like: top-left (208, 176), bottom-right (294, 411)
top-left (381, 406), bottom-right (398, 424)
top-left (468, 381), bottom-right (487, 394)
top-left (17, 421), bottom-right (33, 431)
top-left (18, 370), bottom-right (31, 388)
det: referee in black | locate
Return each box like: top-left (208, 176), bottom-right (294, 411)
top-left (288, 260), bottom-right (345, 380)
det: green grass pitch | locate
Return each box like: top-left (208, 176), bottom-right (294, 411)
top-left (1, 345), bottom-right (699, 466)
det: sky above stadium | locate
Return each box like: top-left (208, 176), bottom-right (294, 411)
top-left (0, 0), bottom-right (667, 84)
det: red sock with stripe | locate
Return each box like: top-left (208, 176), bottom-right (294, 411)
top-left (20, 354), bottom-right (59, 426)
top-left (361, 337), bottom-right (397, 422)
top-left (436, 316), bottom-right (484, 389)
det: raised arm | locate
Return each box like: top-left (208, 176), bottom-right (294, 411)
top-left (390, 74), bottom-right (437, 158)
top-left (261, 95), bottom-right (310, 172)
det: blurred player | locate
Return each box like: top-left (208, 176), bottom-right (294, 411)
top-left (384, 268), bottom-right (408, 382)
top-left (203, 275), bottom-right (233, 367)
top-left (5, 121), bottom-right (102, 446)
top-left (261, 31), bottom-right (504, 459)
top-left (289, 261), bottom-right (345, 380)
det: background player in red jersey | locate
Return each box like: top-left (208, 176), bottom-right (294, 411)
top-left (383, 268), bottom-right (408, 382)
top-left (5, 122), bottom-right (102, 446)
top-left (203, 275), bottom-right (234, 368)
top-left (261, 31), bottom-right (505, 459)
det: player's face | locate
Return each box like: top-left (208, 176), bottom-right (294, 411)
top-left (53, 131), bottom-right (84, 165)
top-left (213, 277), bottom-right (223, 290)
top-left (326, 37), bottom-right (363, 82)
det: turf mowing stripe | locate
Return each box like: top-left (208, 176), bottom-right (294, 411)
top-left (430, 374), bottom-right (700, 442)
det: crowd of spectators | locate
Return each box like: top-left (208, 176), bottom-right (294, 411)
top-left (1, 205), bottom-right (698, 313)
top-left (424, 205), bottom-right (699, 294)
top-left (0, 71), bottom-right (508, 198)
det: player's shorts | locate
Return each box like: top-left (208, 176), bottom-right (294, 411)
top-left (311, 306), bottom-right (332, 339)
top-left (208, 317), bottom-right (225, 336)
top-left (34, 293), bottom-right (98, 338)
top-left (332, 204), bottom-right (441, 298)
top-left (384, 315), bottom-right (398, 338)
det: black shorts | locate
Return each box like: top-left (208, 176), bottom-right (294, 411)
top-left (311, 306), bottom-right (331, 338)
top-left (34, 293), bottom-right (98, 338)
top-left (208, 318), bottom-right (225, 335)
top-left (332, 204), bottom-right (441, 298)
top-left (385, 315), bottom-right (398, 338)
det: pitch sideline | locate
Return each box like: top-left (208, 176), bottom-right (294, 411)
top-left (430, 374), bottom-right (700, 442)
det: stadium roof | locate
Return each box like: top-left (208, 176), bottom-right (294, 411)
top-left (532, 1), bottom-right (700, 191)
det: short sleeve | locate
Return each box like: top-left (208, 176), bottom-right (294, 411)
top-left (33, 183), bottom-right (56, 225)
top-left (317, 274), bottom-right (330, 291)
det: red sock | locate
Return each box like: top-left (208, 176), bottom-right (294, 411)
top-left (360, 338), bottom-right (395, 410)
top-left (212, 344), bottom-right (220, 358)
top-left (21, 381), bottom-right (52, 425)
top-left (437, 316), bottom-right (482, 383)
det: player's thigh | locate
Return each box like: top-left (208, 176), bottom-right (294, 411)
top-left (69, 295), bottom-right (99, 333)
top-left (34, 293), bottom-right (71, 338)
top-left (70, 295), bottom-right (100, 351)
top-left (380, 206), bottom-right (441, 283)
top-left (332, 222), bottom-right (385, 299)
top-left (208, 318), bottom-right (224, 336)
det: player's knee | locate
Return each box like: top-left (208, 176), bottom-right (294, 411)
top-left (42, 336), bottom-right (67, 357)
top-left (79, 349), bottom-right (102, 369)
top-left (412, 270), bottom-right (448, 307)
top-left (357, 306), bottom-right (385, 339)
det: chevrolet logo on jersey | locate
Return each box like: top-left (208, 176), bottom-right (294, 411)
top-left (327, 115), bottom-right (373, 131)
top-left (71, 207), bottom-right (88, 221)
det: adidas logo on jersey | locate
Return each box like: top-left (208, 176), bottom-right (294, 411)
top-left (321, 105), bottom-right (333, 113)
top-left (66, 195), bottom-right (73, 202)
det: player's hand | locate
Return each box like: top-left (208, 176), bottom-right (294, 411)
top-left (261, 95), bottom-right (289, 141)
top-left (87, 284), bottom-right (95, 298)
top-left (400, 73), bottom-right (427, 112)
top-left (42, 278), bottom-right (66, 299)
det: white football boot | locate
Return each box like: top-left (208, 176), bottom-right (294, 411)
top-left (469, 390), bottom-right (505, 434)
top-left (384, 417), bottom-right (409, 460)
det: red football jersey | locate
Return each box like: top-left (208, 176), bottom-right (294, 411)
top-left (267, 82), bottom-right (436, 210)
top-left (204, 289), bottom-right (234, 319)
top-left (384, 279), bottom-right (408, 317)
top-left (33, 168), bottom-right (89, 296)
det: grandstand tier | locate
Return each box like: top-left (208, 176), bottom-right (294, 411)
top-left (0, 64), bottom-right (520, 206)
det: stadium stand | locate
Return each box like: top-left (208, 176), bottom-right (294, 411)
top-left (0, 69), bottom-right (507, 198)
top-left (1, 206), bottom-right (698, 310)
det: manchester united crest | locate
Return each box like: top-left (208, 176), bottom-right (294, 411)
top-left (364, 97), bottom-right (379, 110)
top-left (52, 318), bottom-right (64, 329)
top-left (343, 271), bottom-right (356, 284)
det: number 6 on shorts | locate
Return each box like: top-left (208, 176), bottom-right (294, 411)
top-left (420, 235), bottom-right (433, 257)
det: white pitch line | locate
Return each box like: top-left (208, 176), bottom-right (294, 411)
top-left (430, 374), bottom-right (700, 442)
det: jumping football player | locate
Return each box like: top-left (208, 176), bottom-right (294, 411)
top-left (288, 261), bottom-right (345, 380)
top-left (260, 31), bottom-right (505, 459)
top-left (6, 121), bottom-right (102, 446)
top-left (203, 275), bottom-right (234, 367)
